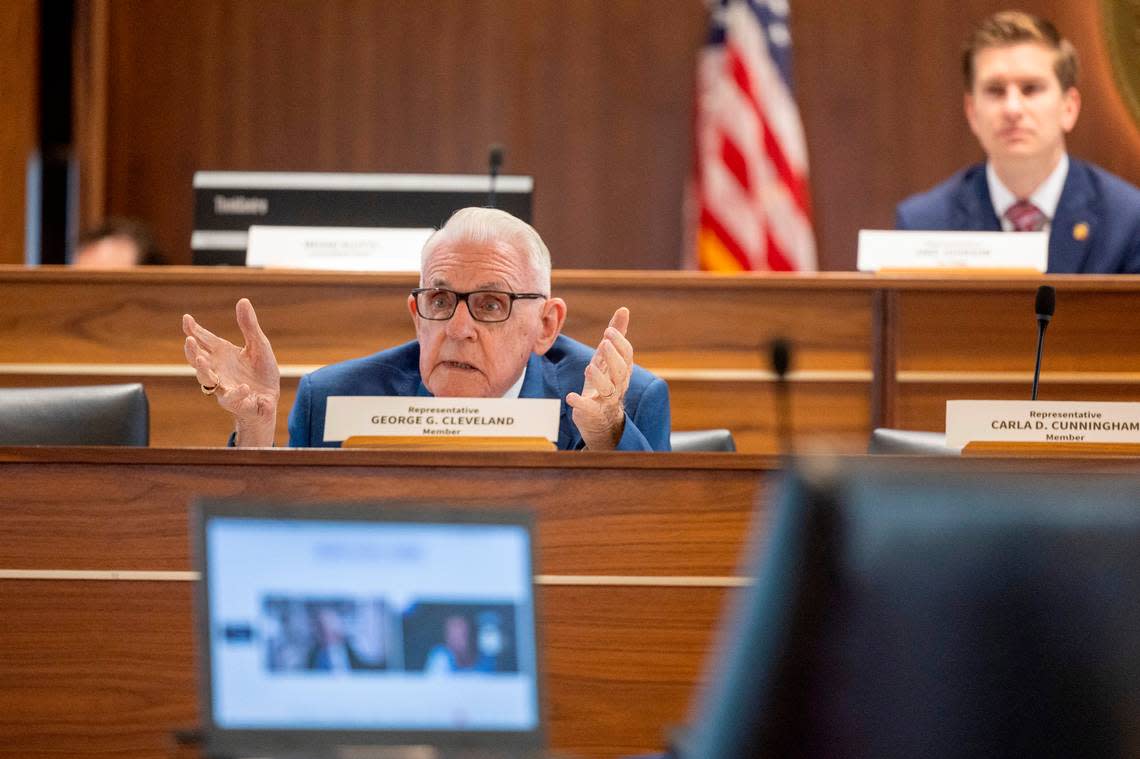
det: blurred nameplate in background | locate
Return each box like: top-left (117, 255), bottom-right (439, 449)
top-left (857, 230), bottom-right (1047, 273)
top-left (191, 172), bottom-right (533, 266)
top-left (245, 225), bottom-right (430, 271)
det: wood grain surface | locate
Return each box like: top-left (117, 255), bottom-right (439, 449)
top-left (0, 578), bottom-right (731, 759)
top-left (0, 449), bottom-right (769, 576)
top-left (5, 449), bottom-right (1140, 758)
top-left (8, 268), bottom-right (1140, 447)
top-left (890, 279), bottom-right (1140, 429)
top-left (0, 448), bottom-right (770, 759)
top-left (0, 0), bottom-right (36, 266)
top-left (0, 267), bottom-right (878, 453)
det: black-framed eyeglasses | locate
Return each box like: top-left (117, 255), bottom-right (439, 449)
top-left (411, 288), bottom-right (548, 323)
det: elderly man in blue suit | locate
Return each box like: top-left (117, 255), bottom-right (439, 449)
top-left (896, 11), bottom-right (1140, 274)
top-left (182, 207), bottom-right (671, 451)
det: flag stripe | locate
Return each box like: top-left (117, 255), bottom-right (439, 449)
top-left (726, 44), bottom-right (811, 217)
top-left (697, 227), bottom-right (747, 272)
top-left (719, 135), bottom-right (752, 193)
top-left (692, 0), bottom-right (816, 273)
top-left (765, 229), bottom-right (794, 271)
top-left (700, 208), bottom-right (755, 270)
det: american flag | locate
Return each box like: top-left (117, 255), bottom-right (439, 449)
top-left (691, 0), bottom-right (816, 271)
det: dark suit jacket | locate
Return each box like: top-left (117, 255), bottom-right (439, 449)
top-left (895, 159), bottom-right (1140, 273)
top-left (287, 334), bottom-right (671, 451)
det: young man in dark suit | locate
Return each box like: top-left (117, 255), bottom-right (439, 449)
top-left (896, 11), bottom-right (1140, 273)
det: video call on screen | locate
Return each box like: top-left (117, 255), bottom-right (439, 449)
top-left (206, 517), bottom-right (539, 731)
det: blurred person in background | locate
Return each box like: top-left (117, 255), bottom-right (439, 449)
top-left (74, 217), bottom-right (164, 268)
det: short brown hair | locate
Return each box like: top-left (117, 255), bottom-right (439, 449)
top-left (962, 11), bottom-right (1078, 91)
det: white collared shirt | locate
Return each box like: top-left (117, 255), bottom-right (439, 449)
top-left (502, 368), bottom-right (526, 399)
top-left (987, 154), bottom-right (1069, 232)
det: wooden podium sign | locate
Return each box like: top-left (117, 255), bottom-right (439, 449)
top-left (946, 400), bottom-right (1140, 449)
top-left (323, 396), bottom-right (561, 444)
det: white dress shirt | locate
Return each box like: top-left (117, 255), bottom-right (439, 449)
top-left (987, 154), bottom-right (1069, 232)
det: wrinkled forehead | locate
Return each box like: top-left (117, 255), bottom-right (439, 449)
top-left (421, 239), bottom-right (542, 291)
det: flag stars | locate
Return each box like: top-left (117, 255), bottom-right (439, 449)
top-left (768, 23), bottom-right (791, 47)
top-left (764, 0), bottom-right (790, 16)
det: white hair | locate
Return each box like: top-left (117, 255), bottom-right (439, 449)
top-left (420, 207), bottom-right (552, 291)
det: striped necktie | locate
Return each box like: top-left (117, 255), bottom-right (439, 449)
top-left (1005, 200), bottom-right (1047, 232)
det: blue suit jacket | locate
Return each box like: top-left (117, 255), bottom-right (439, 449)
top-left (895, 159), bottom-right (1140, 273)
top-left (287, 334), bottom-right (671, 451)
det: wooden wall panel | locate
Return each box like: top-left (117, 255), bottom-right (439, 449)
top-left (73, 0), bottom-right (109, 231)
top-left (0, 0), bottom-right (37, 266)
top-left (79, 1), bottom-right (1140, 272)
top-left (95, 0), bottom-right (705, 269)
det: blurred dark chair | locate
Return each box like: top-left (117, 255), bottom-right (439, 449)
top-left (868, 427), bottom-right (957, 456)
top-left (681, 462), bottom-right (1140, 759)
top-left (670, 429), bottom-right (736, 452)
top-left (0, 383), bottom-right (149, 445)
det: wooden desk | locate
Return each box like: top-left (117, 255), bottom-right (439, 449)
top-left (0, 267), bottom-right (876, 453)
top-left (5, 449), bottom-right (1140, 758)
top-left (0, 448), bottom-right (776, 759)
top-left (7, 268), bottom-right (1140, 451)
top-left (878, 275), bottom-right (1140, 431)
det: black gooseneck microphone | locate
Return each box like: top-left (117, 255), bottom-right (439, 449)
top-left (769, 338), bottom-right (793, 456)
top-left (1031, 285), bottom-right (1056, 401)
top-left (487, 143), bottom-right (505, 208)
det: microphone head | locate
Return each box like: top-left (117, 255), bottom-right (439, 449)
top-left (488, 143), bottom-right (505, 172)
top-left (1035, 285), bottom-right (1056, 321)
top-left (769, 338), bottom-right (791, 380)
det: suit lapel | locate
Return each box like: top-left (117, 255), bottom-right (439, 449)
top-left (520, 352), bottom-right (548, 399)
top-left (530, 347), bottom-right (581, 450)
top-left (1048, 160), bottom-right (1098, 274)
top-left (954, 165), bottom-right (1002, 231)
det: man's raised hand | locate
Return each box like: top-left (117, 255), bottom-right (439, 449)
top-left (182, 298), bottom-right (281, 447)
top-left (565, 307), bottom-right (634, 450)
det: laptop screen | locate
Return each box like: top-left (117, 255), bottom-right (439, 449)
top-left (194, 501), bottom-right (542, 755)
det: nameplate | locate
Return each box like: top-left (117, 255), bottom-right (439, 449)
top-left (857, 230), bottom-right (1047, 272)
top-left (323, 396), bottom-right (561, 443)
top-left (245, 225), bottom-right (433, 271)
top-left (946, 400), bottom-right (1140, 448)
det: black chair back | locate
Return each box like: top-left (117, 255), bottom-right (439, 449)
top-left (670, 429), bottom-right (736, 452)
top-left (868, 427), bottom-right (956, 455)
top-left (0, 383), bottom-right (149, 445)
